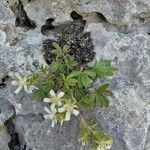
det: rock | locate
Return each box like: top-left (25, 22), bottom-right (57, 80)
top-left (0, 97), bottom-right (14, 150)
top-left (86, 23), bottom-right (150, 150)
top-left (0, 97), bottom-right (14, 124)
top-left (77, 0), bottom-right (150, 26)
top-left (13, 114), bottom-right (81, 150)
top-left (144, 126), bottom-right (150, 150)
top-left (0, 30), bottom-right (7, 45)
top-left (0, 62), bottom-right (8, 82)
top-left (0, 125), bottom-right (11, 150)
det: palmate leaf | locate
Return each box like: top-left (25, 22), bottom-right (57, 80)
top-left (77, 73), bottom-right (92, 89)
top-left (84, 70), bottom-right (96, 79)
top-left (65, 57), bottom-right (78, 70)
top-left (78, 94), bottom-right (95, 110)
top-left (95, 93), bottom-right (109, 107)
top-left (49, 61), bottom-right (60, 72)
top-left (80, 74), bottom-right (91, 88)
top-left (74, 87), bottom-right (86, 100)
top-left (63, 75), bottom-right (78, 89)
top-left (31, 80), bottom-right (52, 101)
top-left (95, 84), bottom-right (111, 107)
top-left (78, 121), bottom-right (90, 145)
top-left (69, 71), bottom-right (81, 78)
top-left (52, 42), bottom-right (62, 50)
top-left (93, 60), bottom-right (116, 77)
top-left (52, 42), bottom-right (63, 57)
top-left (78, 84), bottom-right (110, 109)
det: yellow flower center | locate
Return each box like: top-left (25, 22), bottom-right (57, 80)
top-left (51, 96), bottom-right (60, 104)
top-left (20, 79), bottom-right (27, 86)
top-left (66, 103), bottom-right (74, 112)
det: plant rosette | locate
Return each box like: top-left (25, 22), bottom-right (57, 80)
top-left (12, 42), bottom-right (116, 150)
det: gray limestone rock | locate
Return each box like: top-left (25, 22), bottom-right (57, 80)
top-left (0, 97), bottom-right (14, 124)
top-left (0, 127), bottom-right (11, 150)
top-left (0, 97), bottom-right (14, 150)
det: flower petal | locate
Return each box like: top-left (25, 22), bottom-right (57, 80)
top-left (50, 90), bottom-right (56, 97)
top-left (15, 73), bottom-right (22, 80)
top-left (58, 107), bottom-right (65, 113)
top-left (12, 81), bottom-right (18, 85)
top-left (82, 142), bottom-right (86, 146)
top-left (106, 145), bottom-right (112, 150)
top-left (60, 121), bottom-right (63, 126)
top-left (28, 85), bottom-right (35, 94)
top-left (43, 98), bottom-right (51, 103)
top-left (22, 77), bottom-right (27, 82)
top-left (27, 85), bottom-right (37, 94)
top-left (57, 91), bottom-right (64, 98)
top-left (44, 114), bottom-right (49, 119)
top-left (44, 107), bottom-right (51, 113)
top-left (15, 86), bottom-right (22, 94)
top-left (50, 104), bottom-right (56, 112)
top-left (72, 109), bottom-right (79, 116)
top-left (65, 112), bottom-right (71, 121)
top-left (51, 120), bottom-right (55, 127)
top-left (24, 85), bottom-right (28, 93)
top-left (97, 146), bottom-right (105, 150)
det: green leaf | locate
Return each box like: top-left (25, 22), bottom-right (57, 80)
top-left (98, 84), bottom-right (109, 92)
top-left (52, 42), bottom-right (63, 57)
top-left (52, 42), bottom-right (62, 50)
top-left (49, 61), bottom-right (59, 72)
top-left (74, 88), bottom-right (86, 100)
top-left (69, 71), bottom-right (81, 77)
top-left (39, 64), bottom-right (47, 73)
top-left (78, 121), bottom-right (90, 145)
top-left (64, 75), bottom-right (78, 89)
top-left (31, 88), bottom-right (46, 101)
top-left (95, 93), bottom-right (109, 107)
top-left (81, 74), bottom-right (91, 88)
top-left (97, 84), bottom-right (113, 97)
top-left (63, 44), bottom-right (70, 53)
top-left (27, 72), bottom-right (39, 84)
top-left (78, 94), bottom-right (95, 110)
top-left (93, 60), bottom-right (116, 77)
top-left (78, 75), bottom-right (83, 88)
top-left (84, 70), bottom-right (96, 79)
top-left (66, 57), bottom-right (78, 70)
top-left (78, 96), bottom-right (94, 111)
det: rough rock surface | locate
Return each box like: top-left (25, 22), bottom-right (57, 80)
top-left (0, 0), bottom-right (150, 150)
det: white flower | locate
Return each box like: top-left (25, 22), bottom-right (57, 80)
top-left (97, 139), bottom-right (113, 150)
top-left (81, 142), bottom-right (87, 146)
top-left (97, 145), bottom-right (105, 150)
top-left (12, 73), bottom-right (28, 94)
top-left (27, 85), bottom-right (38, 94)
top-left (43, 90), bottom-right (64, 110)
top-left (44, 107), bottom-right (57, 127)
top-left (58, 101), bottom-right (79, 121)
top-left (78, 139), bottom-right (87, 147)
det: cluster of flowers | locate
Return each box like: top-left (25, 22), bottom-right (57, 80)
top-left (12, 73), bottom-right (112, 150)
top-left (44, 90), bottom-right (79, 127)
top-left (12, 73), bottom-right (79, 127)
